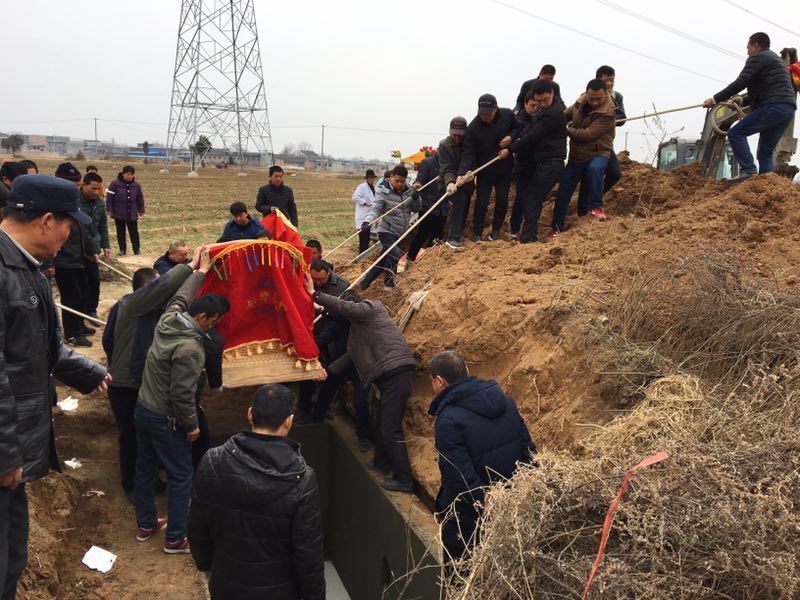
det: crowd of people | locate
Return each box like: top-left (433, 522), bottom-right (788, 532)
top-left (0, 30), bottom-right (797, 600)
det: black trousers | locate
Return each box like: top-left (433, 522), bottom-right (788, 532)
top-left (54, 267), bottom-right (89, 338)
top-left (446, 182), bottom-right (475, 242)
top-left (358, 228), bottom-right (372, 253)
top-left (114, 219), bottom-right (140, 254)
top-left (107, 385), bottom-right (139, 492)
top-left (0, 484), bottom-right (28, 600)
top-left (407, 213), bottom-right (446, 261)
top-left (474, 171), bottom-right (512, 236)
top-left (86, 260), bottom-right (100, 315)
top-left (372, 369), bottom-right (414, 485)
top-left (519, 160), bottom-right (565, 243)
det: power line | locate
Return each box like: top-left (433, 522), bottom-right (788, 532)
top-left (489, 0), bottom-right (728, 84)
top-left (722, 0), bottom-right (800, 39)
top-left (595, 0), bottom-right (742, 60)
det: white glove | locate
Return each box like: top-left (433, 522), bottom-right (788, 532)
top-left (463, 170), bottom-right (475, 183)
top-left (446, 183), bottom-right (458, 196)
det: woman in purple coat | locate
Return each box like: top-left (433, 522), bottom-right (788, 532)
top-left (106, 165), bottom-right (145, 255)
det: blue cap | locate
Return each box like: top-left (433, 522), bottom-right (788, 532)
top-left (8, 175), bottom-right (91, 225)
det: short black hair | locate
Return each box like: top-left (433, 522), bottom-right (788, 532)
top-left (1, 162), bottom-right (27, 182)
top-left (383, 170), bottom-right (392, 179)
top-left (86, 165), bottom-right (98, 173)
top-left (188, 293), bottom-right (228, 318)
top-left (83, 172), bottom-right (102, 185)
top-left (269, 165), bottom-right (283, 176)
top-left (132, 267), bottom-right (158, 291)
top-left (539, 64), bottom-right (556, 76)
top-left (305, 239), bottom-right (322, 253)
top-left (596, 65), bottom-right (615, 78)
top-left (251, 384), bottom-right (296, 429)
top-left (122, 165), bottom-right (135, 174)
top-left (310, 258), bottom-right (333, 272)
top-left (749, 32), bottom-right (770, 49)
top-left (391, 164), bottom-right (408, 178)
top-left (230, 201), bottom-right (247, 215)
top-left (18, 159), bottom-right (37, 173)
top-left (1, 206), bottom-right (71, 223)
top-left (586, 78), bottom-right (607, 92)
top-left (781, 47), bottom-right (798, 63)
top-left (531, 79), bottom-right (554, 97)
top-left (429, 350), bottom-right (469, 384)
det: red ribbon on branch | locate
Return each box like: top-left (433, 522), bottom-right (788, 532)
top-left (582, 451), bottom-right (670, 600)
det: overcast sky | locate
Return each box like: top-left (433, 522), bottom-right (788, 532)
top-left (1, 0), bottom-right (797, 165)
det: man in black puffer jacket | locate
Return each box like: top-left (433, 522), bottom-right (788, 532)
top-left (427, 350), bottom-right (536, 563)
top-left (703, 31), bottom-right (796, 178)
top-left (188, 384), bottom-right (325, 600)
top-left (506, 80), bottom-right (567, 243)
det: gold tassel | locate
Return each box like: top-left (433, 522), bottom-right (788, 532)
top-left (256, 344), bottom-right (264, 355)
top-left (234, 350), bottom-right (240, 359)
top-left (305, 361), bottom-right (312, 372)
top-left (295, 360), bottom-right (302, 369)
top-left (246, 345), bottom-right (253, 356)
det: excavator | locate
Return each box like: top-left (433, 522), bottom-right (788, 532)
top-left (657, 97), bottom-right (797, 180)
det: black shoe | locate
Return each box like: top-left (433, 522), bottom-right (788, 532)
top-left (79, 326), bottom-right (96, 336)
top-left (118, 251), bottom-right (126, 256)
top-left (445, 239), bottom-right (464, 250)
top-left (357, 438), bottom-right (370, 453)
top-left (66, 336), bottom-right (92, 348)
top-left (487, 229), bottom-right (501, 241)
top-left (383, 281), bottom-right (396, 290)
top-left (471, 234), bottom-right (481, 242)
top-left (367, 460), bottom-right (392, 476)
top-left (734, 171), bottom-right (756, 181)
top-left (134, 251), bottom-right (141, 256)
top-left (380, 477), bottom-right (414, 493)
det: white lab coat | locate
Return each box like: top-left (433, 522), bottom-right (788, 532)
top-left (352, 181), bottom-right (376, 229)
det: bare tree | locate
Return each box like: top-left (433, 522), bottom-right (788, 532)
top-left (297, 141), bottom-right (313, 153)
top-left (281, 143), bottom-right (296, 156)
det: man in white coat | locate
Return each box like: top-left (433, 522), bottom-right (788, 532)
top-left (352, 169), bottom-right (377, 253)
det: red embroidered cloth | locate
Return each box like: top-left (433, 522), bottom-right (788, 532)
top-left (196, 211), bottom-right (318, 361)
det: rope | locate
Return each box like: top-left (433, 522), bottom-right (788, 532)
top-left (97, 259), bottom-right (133, 281)
top-left (322, 176), bottom-right (440, 260)
top-left (346, 156), bottom-right (502, 292)
top-left (57, 302), bottom-right (106, 327)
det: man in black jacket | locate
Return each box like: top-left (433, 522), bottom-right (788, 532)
top-left (427, 350), bottom-right (536, 562)
top-left (188, 384), bottom-right (325, 600)
top-left (439, 117), bottom-right (473, 250)
top-left (256, 166), bottom-right (298, 226)
top-left (506, 80), bottom-right (567, 242)
top-left (405, 153), bottom-right (444, 266)
top-left (53, 213), bottom-right (97, 347)
top-left (458, 94), bottom-right (516, 242)
top-left (703, 31), bottom-right (797, 178)
top-left (0, 175), bottom-right (109, 599)
top-left (306, 274), bottom-right (416, 492)
top-left (514, 64), bottom-right (562, 113)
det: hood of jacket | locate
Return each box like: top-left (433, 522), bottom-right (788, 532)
top-left (428, 376), bottom-right (507, 419)
top-left (224, 431), bottom-right (308, 502)
top-left (155, 309), bottom-right (204, 344)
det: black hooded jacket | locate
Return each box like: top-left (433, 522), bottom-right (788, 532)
top-left (188, 431), bottom-right (325, 600)
top-left (459, 108), bottom-right (517, 178)
top-left (509, 97), bottom-right (568, 172)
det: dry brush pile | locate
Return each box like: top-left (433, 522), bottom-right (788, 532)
top-left (444, 253), bottom-right (800, 599)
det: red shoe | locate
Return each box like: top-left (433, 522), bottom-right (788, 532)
top-left (591, 208), bottom-right (607, 221)
top-left (136, 518), bottom-right (167, 542)
top-left (546, 228), bottom-right (560, 239)
top-left (163, 536), bottom-right (191, 554)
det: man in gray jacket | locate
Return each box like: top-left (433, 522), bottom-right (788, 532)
top-left (305, 274), bottom-right (416, 492)
top-left (358, 164), bottom-right (419, 290)
top-left (133, 248), bottom-right (229, 554)
top-left (703, 31), bottom-right (797, 178)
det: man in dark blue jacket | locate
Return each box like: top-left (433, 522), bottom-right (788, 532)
top-left (427, 350), bottom-right (536, 562)
top-left (217, 201), bottom-right (264, 242)
top-left (703, 31), bottom-right (797, 178)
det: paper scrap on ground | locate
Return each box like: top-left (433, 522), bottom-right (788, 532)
top-left (82, 546), bottom-right (117, 573)
top-left (64, 458), bottom-right (82, 469)
top-left (57, 396), bottom-right (79, 412)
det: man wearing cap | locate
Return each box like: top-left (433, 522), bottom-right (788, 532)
top-left (439, 117), bottom-right (473, 250)
top-left (0, 175), bottom-right (109, 599)
top-left (352, 169), bottom-right (377, 253)
top-left (457, 94), bottom-right (516, 242)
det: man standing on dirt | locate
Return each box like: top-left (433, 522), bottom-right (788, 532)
top-left (106, 165), bottom-right (145, 256)
top-left (353, 169), bottom-right (377, 253)
top-left (440, 116), bottom-right (473, 250)
top-left (305, 274), bottom-right (416, 493)
top-left (256, 166), bottom-right (298, 227)
top-left (79, 172), bottom-right (110, 320)
top-left (427, 350), bottom-right (536, 563)
top-left (134, 254), bottom-right (228, 554)
top-left (703, 32), bottom-right (796, 179)
top-left (0, 175), bottom-right (109, 599)
top-left (188, 384), bottom-right (325, 599)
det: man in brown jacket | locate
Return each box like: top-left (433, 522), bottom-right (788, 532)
top-left (304, 274), bottom-right (416, 493)
top-left (549, 79), bottom-right (616, 236)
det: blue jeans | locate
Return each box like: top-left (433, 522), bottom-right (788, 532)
top-left (726, 103), bottom-right (795, 174)
top-left (134, 403), bottom-right (193, 543)
top-left (360, 232), bottom-right (401, 289)
top-left (551, 156), bottom-right (609, 231)
top-left (578, 149), bottom-right (621, 213)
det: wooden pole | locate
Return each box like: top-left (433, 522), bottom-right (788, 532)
top-left (619, 103), bottom-right (705, 124)
top-left (56, 302), bottom-right (106, 326)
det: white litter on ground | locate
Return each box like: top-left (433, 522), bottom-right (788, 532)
top-left (64, 458), bottom-right (82, 469)
top-left (57, 396), bottom-right (79, 412)
top-left (81, 546), bottom-right (117, 573)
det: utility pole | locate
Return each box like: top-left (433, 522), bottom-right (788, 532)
top-left (93, 117), bottom-right (99, 157)
top-left (320, 124), bottom-right (325, 160)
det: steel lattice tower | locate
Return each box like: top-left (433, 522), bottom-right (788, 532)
top-left (165, 0), bottom-right (273, 172)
